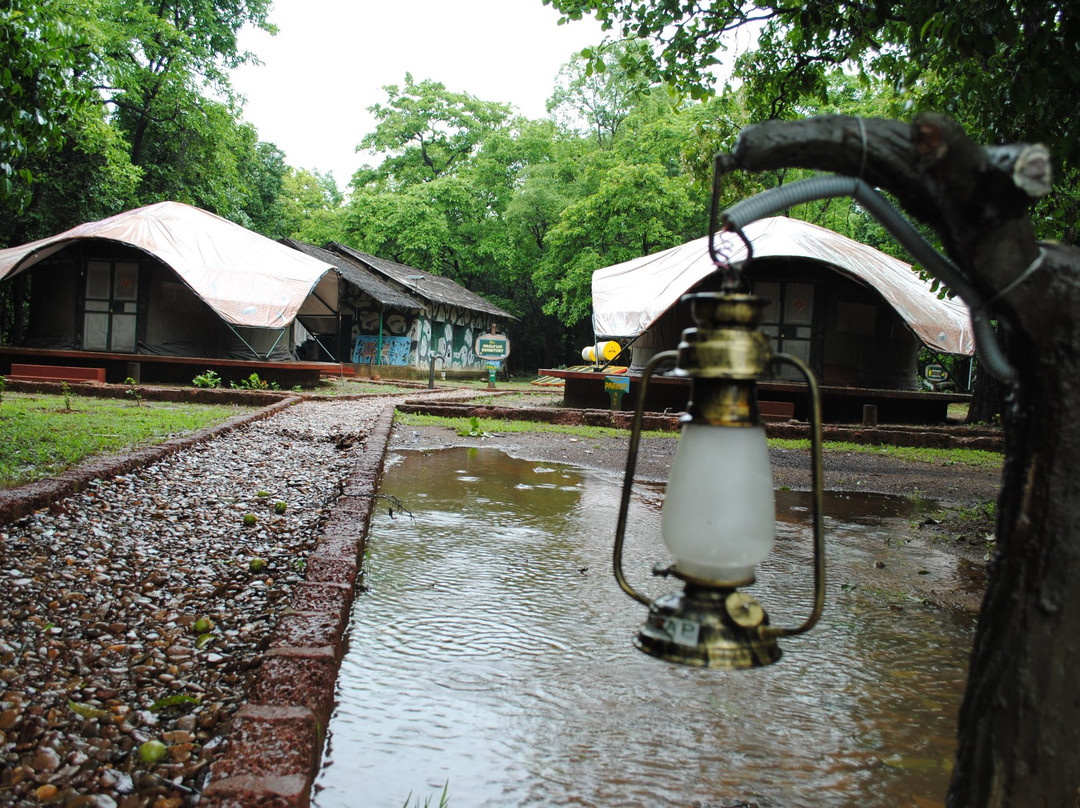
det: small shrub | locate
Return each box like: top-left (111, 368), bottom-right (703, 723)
top-left (192, 369), bottom-right (222, 389)
top-left (456, 416), bottom-right (492, 438)
top-left (61, 381), bottom-right (72, 411)
top-left (124, 377), bottom-right (143, 406)
top-left (230, 372), bottom-right (280, 391)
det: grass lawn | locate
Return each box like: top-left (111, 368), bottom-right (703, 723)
top-left (0, 391), bottom-right (255, 488)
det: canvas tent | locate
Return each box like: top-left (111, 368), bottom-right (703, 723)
top-left (592, 216), bottom-right (974, 357)
top-left (0, 201), bottom-right (337, 360)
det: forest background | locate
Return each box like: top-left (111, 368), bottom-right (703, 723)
top-left (2, 0), bottom-right (1076, 378)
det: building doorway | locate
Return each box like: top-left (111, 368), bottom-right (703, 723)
top-left (83, 260), bottom-right (139, 352)
top-left (753, 280), bottom-right (816, 380)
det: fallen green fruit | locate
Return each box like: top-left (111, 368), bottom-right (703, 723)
top-left (274, 500), bottom-right (287, 514)
top-left (243, 513), bottom-right (257, 526)
top-left (249, 557), bottom-right (267, 572)
top-left (193, 617), bottom-right (213, 634)
top-left (138, 739), bottom-right (168, 765)
top-left (68, 700), bottom-right (109, 720)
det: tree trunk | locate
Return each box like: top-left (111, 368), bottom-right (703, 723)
top-left (723, 114), bottom-right (1080, 805)
top-left (966, 361), bottom-right (1007, 425)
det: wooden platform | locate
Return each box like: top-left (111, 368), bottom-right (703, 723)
top-left (0, 347), bottom-right (345, 389)
top-left (538, 367), bottom-right (969, 425)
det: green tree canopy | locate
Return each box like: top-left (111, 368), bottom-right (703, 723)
top-left (0, 0), bottom-right (90, 212)
top-left (543, 0), bottom-right (1080, 238)
top-left (1, 0), bottom-right (287, 243)
top-left (357, 74), bottom-right (512, 185)
top-left (546, 39), bottom-right (654, 147)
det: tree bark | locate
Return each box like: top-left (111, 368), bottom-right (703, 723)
top-left (722, 114), bottom-right (1080, 806)
top-left (965, 361), bottom-right (1006, 426)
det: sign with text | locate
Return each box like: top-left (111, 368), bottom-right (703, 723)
top-left (924, 364), bottom-right (948, 382)
top-left (604, 375), bottom-right (630, 395)
top-left (605, 374), bottom-right (630, 410)
top-left (476, 333), bottom-right (511, 361)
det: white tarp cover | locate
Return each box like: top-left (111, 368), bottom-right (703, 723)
top-left (592, 216), bottom-right (974, 356)
top-left (0, 201), bottom-right (336, 329)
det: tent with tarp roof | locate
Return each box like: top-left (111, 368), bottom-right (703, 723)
top-left (592, 216), bottom-right (974, 390)
top-left (0, 201), bottom-right (338, 360)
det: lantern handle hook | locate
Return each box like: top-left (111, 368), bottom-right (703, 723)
top-left (759, 350), bottom-right (827, 639)
top-left (613, 350), bottom-right (678, 607)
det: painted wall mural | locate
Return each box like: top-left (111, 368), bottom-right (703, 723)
top-left (352, 335), bottom-right (412, 365)
top-left (414, 302), bottom-right (492, 370)
top-left (346, 288), bottom-right (498, 369)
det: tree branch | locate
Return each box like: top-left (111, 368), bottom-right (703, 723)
top-left (720, 113), bottom-right (1043, 302)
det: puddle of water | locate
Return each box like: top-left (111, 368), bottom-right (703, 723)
top-left (312, 447), bottom-right (974, 808)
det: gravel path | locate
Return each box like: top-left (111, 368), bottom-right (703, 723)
top-left (0, 397), bottom-right (396, 806)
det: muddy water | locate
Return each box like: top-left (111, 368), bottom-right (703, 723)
top-left (312, 447), bottom-right (975, 808)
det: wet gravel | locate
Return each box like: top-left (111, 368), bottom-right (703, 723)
top-left (0, 398), bottom-right (395, 807)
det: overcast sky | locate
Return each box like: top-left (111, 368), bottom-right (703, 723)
top-left (231, 0), bottom-right (606, 186)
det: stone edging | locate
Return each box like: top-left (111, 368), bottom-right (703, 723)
top-left (0, 396), bottom-right (301, 526)
top-left (198, 404), bottom-right (397, 808)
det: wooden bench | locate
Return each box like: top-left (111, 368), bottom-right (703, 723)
top-left (6, 363), bottom-right (107, 383)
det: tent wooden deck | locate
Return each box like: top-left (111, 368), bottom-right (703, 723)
top-left (540, 366), bottom-right (969, 425)
top-left (0, 346), bottom-right (345, 389)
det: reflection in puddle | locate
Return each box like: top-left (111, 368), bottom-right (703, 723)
top-left (313, 448), bottom-right (974, 808)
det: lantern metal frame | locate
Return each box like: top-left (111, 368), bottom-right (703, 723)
top-left (611, 288), bottom-right (826, 669)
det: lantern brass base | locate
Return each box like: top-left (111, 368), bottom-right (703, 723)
top-left (634, 584), bottom-right (781, 669)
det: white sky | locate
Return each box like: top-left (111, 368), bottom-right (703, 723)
top-left (231, 0), bottom-right (607, 185)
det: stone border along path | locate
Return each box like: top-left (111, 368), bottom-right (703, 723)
top-left (199, 401), bottom-right (398, 808)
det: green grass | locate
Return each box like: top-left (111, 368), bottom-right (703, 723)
top-left (435, 377), bottom-right (539, 392)
top-left (770, 438), bottom-right (1002, 469)
top-left (398, 412), bottom-right (1003, 468)
top-left (0, 392), bottom-right (254, 488)
top-left (395, 411), bottom-right (672, 441)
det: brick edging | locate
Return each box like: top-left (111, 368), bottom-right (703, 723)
top-left (0, 396), bottom-right (301, 527)
top-left (199, 404), bottom-right (398, 808)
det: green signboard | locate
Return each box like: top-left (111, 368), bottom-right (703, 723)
top-left (476, 333), bottom-right (511, 361)
top-left (605, 374), bottom-right (630, 410)
top-left (604, 375), bottom-right (630, 394)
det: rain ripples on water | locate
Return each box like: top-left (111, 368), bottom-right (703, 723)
top-left (315, 447), bottom-right (975, 808)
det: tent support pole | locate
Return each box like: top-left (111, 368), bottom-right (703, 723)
top-left (265, 327), bottom-right (288, 360)
top-left (225, 323), bottom-right (264, 360)
top-left (310, 334), bottom-right (337, 363)
top-left (225, 323), bottom-right (287, 361)
top-left (309, 289), bottom-right (335, 313)
top-left (599, 333), bottom-right (641, 372)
